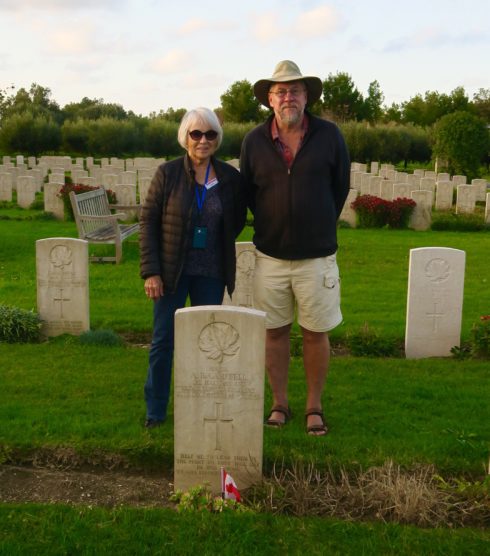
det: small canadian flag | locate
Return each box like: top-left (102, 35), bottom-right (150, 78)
top-left (220, 467), bottom-right (241, 502)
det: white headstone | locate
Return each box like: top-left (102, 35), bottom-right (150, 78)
top-left (485, 193), bottom-right (490, 224)
top-left (370, 161), bottom-right (379, 175)
top-left (409, 190), bottom-right (432, 230)
top-left (456, 185), bottom-right (476, 214)
top-left (174, 306), bottom-right (266, 494)
top-left (471, 179), bottom-right (487, 202)
top-left (437, 172), bottom-right (450, 182)
top-left (16, 176), bottom-right (36, 208)
top-left (368, 176), bottom-right (382, 197)
top-left (360, 173), bottom-right (372, 196)
top-left (452, 175), bottom-right (467, 186)
top-left (338, 189), bottom-right (359, 227)
top-left (138, 177), bottom-right (152, 204)
top-left (36, 238), bottom-right (90, 336)
top-left (121, 171), bottom-right (137, 186)
top-left (49, 173), bottom-right (65, 184)
top-left (392, 183), bottom-right (411, 199)
top-left (0, 173), bottom-right (13, 201)
top-left (223, 242), bottom-right (257, 307)
top-left (405, 247), bottom-right (465, 358)
top-left (43, 183), bottom-right (65, 219)
top-left (435, 181), bottom-right (454, 211)
top-left (379, 180), bottom-right (394, 201)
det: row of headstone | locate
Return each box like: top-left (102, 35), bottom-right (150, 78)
top-left (34, 237), bottom-right (265, 496)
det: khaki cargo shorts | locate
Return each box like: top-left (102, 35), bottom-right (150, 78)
top-left (253, 250), bottom-right (342, 332)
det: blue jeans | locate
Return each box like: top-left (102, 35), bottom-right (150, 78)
top-left (144, 274), bottom-right (225, 421)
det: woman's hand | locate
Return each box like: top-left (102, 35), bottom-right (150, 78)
top-left (144, 275), bottom-right (164, 300)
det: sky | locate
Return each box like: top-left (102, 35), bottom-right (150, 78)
top-left (0, 0), bottom-right (489, 117)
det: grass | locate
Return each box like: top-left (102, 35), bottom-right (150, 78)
top-left (1, 204), bottom-right (489, 553)
top-left (1, 339), bottom-right (489, 476)
top-left (1, 504), bottom-right (490, 556)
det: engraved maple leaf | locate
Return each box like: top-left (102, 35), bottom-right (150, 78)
top-left (198, 322), bottom-right (239, 363)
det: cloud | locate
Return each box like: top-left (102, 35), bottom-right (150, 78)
top-left (382, 27), bottom-right (488, 53)
top-left (44, 28), bottom-right (94, 55)
top-left (151, 49), bottom-right (191, 74)
top-left (177, 18), bottom-right (208, 35)
top-left (294, 5), bottom-right (340, 38)
top-left (0, 0), bottom-right (120, 9)
top-left (252, 12), bottom-right (282, 43)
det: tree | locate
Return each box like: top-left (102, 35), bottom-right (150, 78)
top-left (1, 83), bottom-right (62, 124)
top-left (322, 72), bottom-right (364, 122)
top-left (432, 111), bottom-right (489, 180)
top-left (472, 88), bottom-right (490, 123)
top-left (220, 80), bottom-right (264, 122)
top-left (149, 107), bottom-right (187, 122)
top-left (401, 88), bottom-right (470, 126)
top-left (62, 97), bottom-right (128, 121)
top-left (0, 112), bottom-right (61, 155)
top-left (362, 80), bottom-right (384, 123)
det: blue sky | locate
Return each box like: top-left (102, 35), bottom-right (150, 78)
top-left (0, 0), bottom-right (488, 116)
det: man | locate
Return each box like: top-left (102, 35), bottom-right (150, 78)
top-left (240, 60), bottom-right (350, 436)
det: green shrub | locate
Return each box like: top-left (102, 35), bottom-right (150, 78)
top-left (346, 323), bottom-right (401, 357)
top-left (470, 317), bottom-right (490, 358)
top-left (0, 305), bottom-right (42, 343)
top-left (351, 195), bottom-right (416, 228)
top-left (79, 329), bottom-right (124, 347)
top-left (431, 211), bottom-right (489, 232)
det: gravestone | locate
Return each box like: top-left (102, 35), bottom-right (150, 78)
top-left (370, 161), bottom-right (379, 175)
top-left (437, 172), bottom-right (450, 182)
top-left (405, 247), bottom-right (465, 358)
top-left (102, 173), bottom-right (119, 188)
top-left (435, 181), bottom-right (453, 210)
top-left (16, 155), bottom-right (24, 166)
top-left (407, 174), bottom-right (421, 188)
top-left (419, 177), bottom-right (436, 196)
top-left (368, 176), bottom-right (382, 197)
top-left (351, 171), bottom-right (362, 191)
top-left (360, 173), bottom-right (372, 196)
top-left (226, 159), bottom-right (240, 169)
top-left (471, 179), bottom-right (487, 202)
top-left (452, 175), bottom-right (467, 186)
top-left (49, 172), bottom-right (65, 184)
top-left (338, 189), bottom-right (359, 227)
top-left (43, 183), bottom-right (65, 219)
top-left (409, 190), bottom-right (432, 230)
top-left (424, 170), bottom-right (436, 179)
top-left (138, 177), bottom-right (152, 204)
top-left (36, 238), bottom-right (90, 336)
top-left (456, 185), bottom-right (476, 214)
top-left (392, 183), bottom-right (411, 199)
top-left (0, 173), bottom-right (13, 201)
top-left (413, 169), bottom-right (425, 177)
top-left (485, 193), bottom-right (490, 224)
top-left (121, 171), bottom-right (137, 186)
top-left (223, 242), bottom-right (257, 307)
top-left (395, 172), bottom-right (408, 183)
top-left (78, 177), bottom-right (97, 187)
top-left (174, 305), bottom-right (266, 494)
top-left (16, 176), bottom-right (36, 208)
top-left (379, 180), bottom-right (394, 201)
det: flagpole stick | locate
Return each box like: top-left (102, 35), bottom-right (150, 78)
top-left (220, 466), bottom-right (225, 499)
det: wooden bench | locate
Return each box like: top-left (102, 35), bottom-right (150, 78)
top-left (69, 188), bottom-right (140, 264)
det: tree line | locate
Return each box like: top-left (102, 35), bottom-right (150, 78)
top-left (0, 76), bottom-right (489, 179)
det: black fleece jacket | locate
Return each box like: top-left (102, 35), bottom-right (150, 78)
top-left (139, 154), bottom-right (246, 295)
top-left (240, 113), bottom-right (350, 260)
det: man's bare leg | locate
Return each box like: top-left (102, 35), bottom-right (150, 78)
top-left (266, 324), bottom-right (291, 424)
top-left (302, 326), bottom-right (330, 435)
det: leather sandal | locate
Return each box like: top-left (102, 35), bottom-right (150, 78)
top-left (305, 408), bottom-right (328, 436)
top-left (264, 405), bottom-right (292, 427)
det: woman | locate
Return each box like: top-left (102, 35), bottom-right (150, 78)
top-left (140, 107), bottom-right (246, 428)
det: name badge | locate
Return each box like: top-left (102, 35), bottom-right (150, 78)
top-left (192, 226), bottom-right (207, 248)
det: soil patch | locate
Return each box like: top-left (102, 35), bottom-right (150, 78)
top-left (0, 465), bottom-right (174, 508)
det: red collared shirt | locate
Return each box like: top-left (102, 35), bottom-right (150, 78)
top-left (270, 114), bottom-right (309, 169)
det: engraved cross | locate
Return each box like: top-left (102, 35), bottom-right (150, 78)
top-left (426, 302), bottom-right (445, 333)
top-left (203, 402), bottom-right (233, 451)
top-left (53, 288), bottom-right (71, 318)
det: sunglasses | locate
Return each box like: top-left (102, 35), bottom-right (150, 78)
top-left (189, 129), bottom-right (218, 141)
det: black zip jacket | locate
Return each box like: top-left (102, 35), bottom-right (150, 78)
top-left (139, 154), bottom-right (246, 295)
top-left (240, 112), bottom-right (350, 260)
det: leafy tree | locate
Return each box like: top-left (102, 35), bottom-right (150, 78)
top-left (432, 111), bottom-right (489, 180)
top-left (472, 88), bottom-right (490, 123)
top-left (220, 80), bottom-right (264, 122)
top-left (322, 72), bottom-right (364, 122)
top-left (0, 112), bottom-right (61, 155)
top-left (362, 80), bottom-right (384, 123)
top-left (149, 107), bottom-right (187, 122)
top-left (62, 97), bottom-right (128, 121)
top-left (401, 88), bottom-right (470, 126)
top-left (1, 83), bottom-right (62, 124)
top-left (383, 102), bottom-right (402, 123)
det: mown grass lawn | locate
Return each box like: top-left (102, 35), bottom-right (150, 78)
top-left (0, 207), bottom-right (489, 554)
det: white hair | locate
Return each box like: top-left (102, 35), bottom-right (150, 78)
top-left (177, 107), bottom-right (223, 150)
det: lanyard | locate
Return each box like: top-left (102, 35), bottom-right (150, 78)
top-left (195, 161), bottom-right (211, 213)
